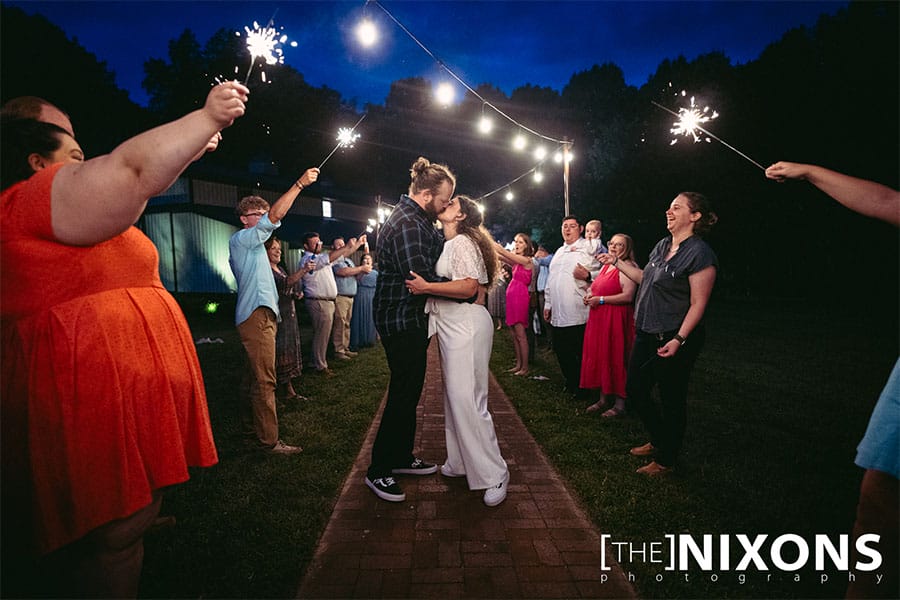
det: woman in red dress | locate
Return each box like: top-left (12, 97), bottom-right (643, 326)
top-left (1, 82), bottom-right (247, 596)
top-left (495, 233), bottom-right (535, 376)
top-left (580, 234), bottom-right (638, 417)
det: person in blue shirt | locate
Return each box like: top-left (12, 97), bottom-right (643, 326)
top-left (229, 167), bottom-right (318, 455)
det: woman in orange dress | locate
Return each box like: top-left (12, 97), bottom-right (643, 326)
top-left (0, 82), bottom-right (247, 597)
top-left (580, 234), bottom-right (638, 417)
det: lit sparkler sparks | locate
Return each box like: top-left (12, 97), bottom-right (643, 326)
top-left (668, 93), bottom-right (718, 144)
top-left (652, 90), bottom-right (765, 171)
top-left (318, 114), bottom-right (367, 169)
top-left (236, 18), bottom-right (297, 84)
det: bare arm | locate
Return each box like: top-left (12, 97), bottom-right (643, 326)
top-left (336, 263), bottom-right (372, 277)
top-left (657, 265), bottom-right (716, 358)
top-left (495, 243), bottom-right (534, 268)
top-left (268, 167), bottom-right (320, 225)
top-left (51, 82), bottom-right (249, 246)
top-left (327, 235), bottom-right (366, 263)
top-left (599, 253), bottom-right (643, 285)
top-left (405, 270), bottom-right (479, 299)
top-left (285, 268), bottom-right (306, 287)
top-left (584, 268), bottom-right (637, 307)
top-left (766, 161), bottom-right (900, 226)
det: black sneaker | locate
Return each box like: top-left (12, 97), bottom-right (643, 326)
top-left (365, 476), bottom-right (405, 502)
top-left (391, 457), bottom-right (438, 476)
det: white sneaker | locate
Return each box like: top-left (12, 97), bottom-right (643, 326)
top-left (483, 472), bottom-right (509, 507)
top-left (440, 463), bottom-right (466, 478)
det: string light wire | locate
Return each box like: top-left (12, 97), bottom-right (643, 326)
top-left (365, 0), bottom-right (571, 147)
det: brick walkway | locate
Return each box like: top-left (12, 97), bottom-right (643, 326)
top-left (297, 344), bottom-right (635, 599)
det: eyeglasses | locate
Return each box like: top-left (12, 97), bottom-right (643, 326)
top-left (244, 211), bottom-right (266, 217)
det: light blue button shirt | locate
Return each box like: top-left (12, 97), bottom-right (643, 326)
top-left (229, 214), bottom-right (281, 325)
top-left (333, 256), bottom-right (358, 296)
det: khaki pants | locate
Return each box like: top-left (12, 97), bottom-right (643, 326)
top-left (332, 295), bottom-right (354, 355)
top-left (238, 307), bottom-right (279, 446)
top-left (306, 299), bottom-right (335, 370)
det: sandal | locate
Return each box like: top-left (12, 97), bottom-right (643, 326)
top-left (585, 401), bottom-right (607, 413)
top-left (601, 406), bottom-right (625, 418)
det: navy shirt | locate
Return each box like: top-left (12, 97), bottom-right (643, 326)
top-left (634, 235), bottom-right (718, 334)
top-left (373, 195), bottom-right (444, 337)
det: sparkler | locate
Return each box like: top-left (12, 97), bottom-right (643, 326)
top-left (236, 17), bottom-right (297, 85)
top-left (318, 114), bottom-right (367, 169)
top-left (652, 92), bottom-right (765, 171)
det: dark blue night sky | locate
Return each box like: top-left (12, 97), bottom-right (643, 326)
top-left (5, 1), bottom-right (847, 107)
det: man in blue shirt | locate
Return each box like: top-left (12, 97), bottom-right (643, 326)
top-left (330, 236), bottom-right (373, 361)
top-left (229, 167), bottom-right (318, 455)
top-left (365, 157), bottom-right (456, 502)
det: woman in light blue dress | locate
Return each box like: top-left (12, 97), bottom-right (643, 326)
top-left (349, 253), bottom-right (378, 351)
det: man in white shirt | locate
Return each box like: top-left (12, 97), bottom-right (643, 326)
top-left (298, 232), bottom-right (366, 375)
top-left (543, 215), bottom-right (594, 397)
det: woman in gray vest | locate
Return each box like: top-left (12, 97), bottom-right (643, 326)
top-left (599, 192), bottom-right (718, 476)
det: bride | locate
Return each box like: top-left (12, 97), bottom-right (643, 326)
top-left (405, 195), bottom-right (509, 506)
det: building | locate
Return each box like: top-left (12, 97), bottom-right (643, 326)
top-left (138, 174), bottom-right (380, 293)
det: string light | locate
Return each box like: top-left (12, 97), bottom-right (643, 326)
top-left (358, 0), bottom-right (579, 216)
top-left (435, 82), bottom-right (455, 105)
top-left (478, 103), bottom-right (493, 134)
top-left (512, 133), bottom-right (527, 151)
top-left (356, 19), bottom-right (378, 47)
top-left (505, 189), bottom-right (514, 201)
top-left (533, 146), bottom-right (547, 161)
top-left (533, 171), bottom-right (544, 183)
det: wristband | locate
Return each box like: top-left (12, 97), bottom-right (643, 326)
top-left (599, 296), bottom-right (605, 305)
top-left (293, 180), bottom-right (304, 191)
top-left (673, 334), bottom-right (686, 345)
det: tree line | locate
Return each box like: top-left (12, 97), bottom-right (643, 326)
top-left (2, 2), bottom-right (897, 301)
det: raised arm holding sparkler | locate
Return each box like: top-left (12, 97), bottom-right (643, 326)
top-left (765, 161), bottom-right (900, 226)
top-left (51, 81), bottom-right (248, 246)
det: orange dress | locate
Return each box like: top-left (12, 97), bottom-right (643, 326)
top-left (1, 164), bottom-right (218, 555)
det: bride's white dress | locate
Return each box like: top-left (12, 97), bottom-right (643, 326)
top-left (426, 235), bottom-right (507, 490)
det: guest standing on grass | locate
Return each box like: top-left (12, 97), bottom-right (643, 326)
top-left (766, 160), bottom-right (899, 599)
top-left (365, 157), bottom-right (456, 502)
top-left (297, 232), bottom-right (367, 375)
top-left (406, 195), bottom-right (510, 507)
top-left (487, 263), bottom-right (509, 330)
top-left (543, 215), bottom-right (595, 398)
top-left (265, 236), bottom-right (308, 402)
top-left (496, 233), bottom-right (535, 376)
top-left (0, 83), bottom-right (242, 597)
top-left (349, 253), bottom-right (379, 351)
top-left (229, 168), bottom-right (320, 456)
top-left (331, 236), bottom-right (371, 360)
top-left (599, 192), bottom-right (718, 476)
top-left (581, 233), bottom-right (638, 418)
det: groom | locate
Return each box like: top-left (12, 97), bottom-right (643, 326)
top-left (365, 157), bottom-right (456, 502)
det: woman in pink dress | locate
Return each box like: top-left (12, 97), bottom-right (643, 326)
top-left (495, 233), bottom-right (534, 375)
top-left (581, 234), bottom-right (638, 417)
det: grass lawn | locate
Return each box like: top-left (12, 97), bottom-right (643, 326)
top-left (140, 293), bottom-right (896, 599)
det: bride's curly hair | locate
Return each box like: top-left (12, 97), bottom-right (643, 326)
top-left (454, 195), bottom-right (499, 286)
